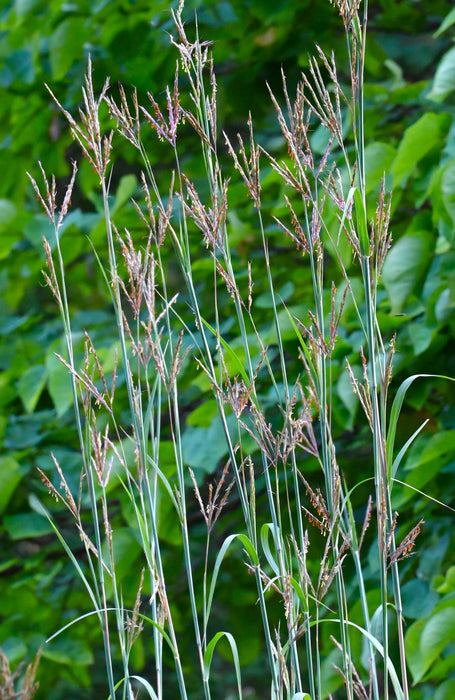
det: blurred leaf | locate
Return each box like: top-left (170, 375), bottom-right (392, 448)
top-left (0, 199), bottom-right (17, 226)
top-left (4, 413), bottom-right (52, 449)
top-left (111, 174), bottom-right (137, 215)
top-left (436, 566), bottom-right (455, 594)
top-left (17, 364), bottom-right (47, 413)
top-left (0, 49), bottom-right (34, 87)
top-left (406, 617), bottom-right (427, 683)
top-left (186, 399), bottom-right (219, 427)
top-left (46, 353), bottom-right (73, 417)
top-left (418, 532), bottom-right (450, 580)
top-left (0, 456), bottom-right (22, 514)
top-left (392, 113), bottom-right (451, 185)
top-left (0, 199), bottom-right (18, 260)
top-left (48, 18), bottom-right (89, 80)
top-left (101, 528), bottom-right (142, 597)
top-left (0, 638), bottom-right (27, 665)
top-left (157, 493), bottom-right (181, 546)
top-left (3, 512), bottom-right (53, 539)
top-left (406, 605), bottom-right (455, 683)
top-left (406, 321), bottom-right (434, 355)
top-left (336, 365), bottom-right (359, 430)
top-left (382, 233), bottom-right (434, 312)
top-left (404, 430), bottom-right (455, 471)
top-left (427, 46), bottom-right (455, 102)
top-left (43, 637), bottom-right (94, 666)
top-left (364, 141), bottom-right (395, 193)
top-left (435, 680), bottom-right (455, 700)
top-left (433, 7), bottom-right (455, 37)
top-left (182, 414), bottom-right (237, 474)
top-left (401, 578), bottom-right (438, 619)
top-left (14, 0), bottom-right (47, 18)
top-left (441, 157), bottom-right (455, 226)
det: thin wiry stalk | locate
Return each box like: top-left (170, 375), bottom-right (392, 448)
top-left (164, 14), bottom-right (284, 694)
top-left (28, 164), bottom-right (117, 700)
top-left (33, 2), bottom-right (418, 698)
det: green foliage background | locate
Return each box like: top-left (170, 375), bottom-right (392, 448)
top-left (1, 0), bottom-right (455, 697)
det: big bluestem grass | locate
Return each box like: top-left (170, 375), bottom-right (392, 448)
top-left (0, 648), bottom-right (41, 700)
top-left (28, 0), bottom-right (427, 698)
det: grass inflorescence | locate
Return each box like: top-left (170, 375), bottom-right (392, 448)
top-left (28, 1), bottom-right (430, 698)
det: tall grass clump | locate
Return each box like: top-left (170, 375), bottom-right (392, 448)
top-left (28, 0), bottom-right (432, 698)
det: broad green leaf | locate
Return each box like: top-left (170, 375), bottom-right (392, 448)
top-left (382, 233), bottom-right (433, 313)
top-left (436, 566), bottom-right (455, 594)
top-left (337, 364), bottom-right (360, 428)
top-left (0, 457), bottom-right (22, 514)
top-left (441, 157), bottom-right (455, 225)
top-left (364, 141), bottom-right (395, 193)
top-left (435, 680), bottom-right (455, 700)
top-left (186, 399), bottom-right (218, 427)
top-left (43, 637), bottom-right (94, 666)
top-left (23, 214), bottom-right (53, 252)
top-left (3, 512), bottom-right (53, 539)
top-left (391, 113), bottom-right (451, 185)
top-left (404, 430), bottom-right (455, 472)
top-left (263, 305), bottom-right (308, 344)
top-left (256, 280), bottom-right (294, 308)
top-left (401, 579), bottom-right (438, 620)
top-left (406, 616), bottom-right (426, 683)
top-left (427, 46), bottom-right (455, 102)
top-left (200, 317), bottom-right (251, 387)
top-left (46, 353), bottom-right (73, 417)
top-left (0, 199), bottom-right (18, 260)
top-left (17, 364), bottom-right (47, 413)
top-left (0, 199), bottom-right (17, 226)
top-left (111, 174), bottom-right (137, 215)
top-left (406, 321), bottom-right (434, 355)
top-left (418, 532), bottom-right (451, 580)
top-left (182, 413), bottom-right (236, 473)
top-left (4, 413), bottom-right (50, 448)
top-left (49, 18), bottom-right (89, 80)
top-left (157, 491), bottom-right (181, 546)
top-left (101, 528), bottom-right (141, 598)
top-left (419, 608), bottom-right (455, 682)
top-left (406, 601), bottom-right (455, 683)
top-left (0, 638), bottom-right (27, 665)
top-left (433, 7), bottom-right (455, 36)
top-left (319, 646), bottom-right (345, 697)
top-left (14, 0), bottom-right (46, 17)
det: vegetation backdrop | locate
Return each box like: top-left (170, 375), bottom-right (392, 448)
top-left (1, 0), bottom-right (455, 698)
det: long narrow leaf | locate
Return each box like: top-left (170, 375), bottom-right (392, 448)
top-left (203, 631), bottom-right (242, 699)
top-left (206, 533), bottom-right (259, 624)
top-left (386, 374), bottom-right (455, 481)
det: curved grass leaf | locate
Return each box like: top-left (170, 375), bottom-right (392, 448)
top-left (354, 188), bottom-right (370, 258)
top-left (386, 373), bottom-right (455, 482)
top-left (206, 533), bottom-right (259, 625)
top-left (319, 618), bottom-right (404, 700)
top-left (203, 631), bottom-right (242, 698)
top-left (260, 522), bottom-right (281, 577)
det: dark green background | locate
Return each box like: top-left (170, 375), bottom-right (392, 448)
top-left (1, 0), bottom-right (455, 697)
